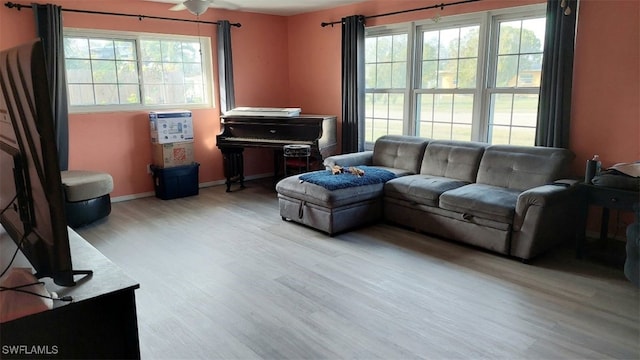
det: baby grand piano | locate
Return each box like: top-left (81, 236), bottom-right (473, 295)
top-left (216, 114), bottom-right (337, 192)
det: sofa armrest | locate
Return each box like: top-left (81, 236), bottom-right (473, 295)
top-left (510, 180), bottom-right (580, 259)
top-left (515, 180), bottom-right (579, 227)
top-left (323, 151), bottom-right (373, 169)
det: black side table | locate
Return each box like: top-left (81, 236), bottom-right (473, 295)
top-left (576, 183), bottom-right (640, 258)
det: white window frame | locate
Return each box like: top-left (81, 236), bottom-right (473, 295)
top-left (364, 4), bottom-right (546, 147)
top-left (64, 28), bottom-right (214, 114)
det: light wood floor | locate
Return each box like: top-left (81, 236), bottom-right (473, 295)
top-left (76, 179), bottom-right (640, 360)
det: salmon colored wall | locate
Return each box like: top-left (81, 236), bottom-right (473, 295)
top-left (571, 0), bottom-right (640, 169)
top-left (0, 0), bottom-right (289, 197)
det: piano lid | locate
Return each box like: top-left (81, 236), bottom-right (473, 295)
top-left (224, 107), bottom-right (301, 117)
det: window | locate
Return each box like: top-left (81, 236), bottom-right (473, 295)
top-left (364, 33), bottom-right (408, 142)
top-left (64, 29), bottom-right (213, 112)
top-left (487, 17), bottom-right (546, 145)
top-left (364, 5), bottom-right (546, 146)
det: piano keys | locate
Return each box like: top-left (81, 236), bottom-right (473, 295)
top-left (216, 114), bottom-right (338, 192)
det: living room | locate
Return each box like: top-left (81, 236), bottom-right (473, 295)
top-left (0, 0), bottom-right (638, 358)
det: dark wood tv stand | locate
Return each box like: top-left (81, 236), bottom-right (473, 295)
top-left (0, 228), bottom-right (140, 359)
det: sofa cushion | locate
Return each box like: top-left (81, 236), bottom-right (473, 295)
top-left (385, 175), bottom-right (469, 207)
top-left (276, 175), bottom-right (384, 208)
top-left (372, 135), bottom-right (429, 174)
top-left (476, 145), bottom-right (574, 191)
top-left (61, 170), bottom-right (114, 202)
top-left (439, 184), bottom-right (521, 224)
top-left (420, 140), bottom-right (486, 182)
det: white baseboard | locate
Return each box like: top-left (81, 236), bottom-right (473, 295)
top-left (110, 173), bottom-right (273, 203)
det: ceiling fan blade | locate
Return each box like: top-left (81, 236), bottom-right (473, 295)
top-left (169, 3), bottom-right (187, 11)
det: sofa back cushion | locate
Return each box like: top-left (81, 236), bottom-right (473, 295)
top-left (372, 135), bottom-right (429, 174)
top-left (419, 140), bottom-right (487, 182)
top-left (476, 145), bottom-right (575, 191)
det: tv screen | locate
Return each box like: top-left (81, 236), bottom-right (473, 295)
top-left (0, 39), bottom-right (89, 286)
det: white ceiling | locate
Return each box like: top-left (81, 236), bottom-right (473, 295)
top-left (146, 0), bottom-right (368, 16)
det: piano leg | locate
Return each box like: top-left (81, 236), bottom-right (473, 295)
top-left (222, 148), bottom-right (245, 192)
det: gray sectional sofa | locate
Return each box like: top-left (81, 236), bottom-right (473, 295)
top-left (277, 135), bottom-right (578, 261)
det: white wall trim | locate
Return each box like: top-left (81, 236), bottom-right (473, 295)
top-left (110, 173), bottom-right (273, 203)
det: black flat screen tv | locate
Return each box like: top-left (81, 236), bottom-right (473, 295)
top-left (0, 39), bottom-right (89, 286)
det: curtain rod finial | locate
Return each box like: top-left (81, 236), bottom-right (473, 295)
top-left (5, 2), bottom-right (19, 10)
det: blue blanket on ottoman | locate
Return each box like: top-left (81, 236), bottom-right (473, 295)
top-left (298, 166), bottom-right (396, 190)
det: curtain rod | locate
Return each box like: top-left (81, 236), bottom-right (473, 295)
top-left (321, 0), bottom-right (482, 27)
top-left (4, 2), bottom-right (241, 27)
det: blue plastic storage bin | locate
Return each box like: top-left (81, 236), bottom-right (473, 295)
top-left (151, 162), bottom-right (199, 200)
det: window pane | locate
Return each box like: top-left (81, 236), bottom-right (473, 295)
top-left (376, 63), bottom-right (392, 88)
top-left (388, 93), bottom-right (404, 120)
top-left (433, 123), bottom-right (452, 139)
top-left (521, 18), bottom-right (546, 53)
top-left (117, 61), bottom-right (139, 83)
top-left (183, 63), bottom-right (203, 79)
top-left (453, 94), bottom-right (473, 124)
top-left (490, 94), bottom-right (513, 125)
top-left (439, 59), bottom-right (457, 89)
top-left (421, 61), bottom-right (438, 89)
top-left (143, 62), bottom-right (164, 84)
top-left (144, 84), bottom-right (164, 104)
top-left (512, 94), bottom-right (538, 127)
top-left (114, 40), bottom-right (136, 60)
top-left (184, 83), bottom-right (204, 103)
top-left (372, 93), bottom-right (388, 119)
top-left (64, 37), bottom-right (89, 58)
top-left (434, 94), bottom-right (453, 123)
top-left (498, 21), bottom-right (521, 55)
top-left (181, 42), bottom-right (202, 63)
top-left (161, 41), bottom-right (183, 62)
top-left (89, 39), bottom-right (115, 60)
top-left (365, 37), bottom-right (377, 63)
top-left (496, 55), bottom-right (518, 87)
top-left (489, 125), bottom-right (511, 145)
top-left (365, 64), bottom-right (376, 88)
top-left (94, 84), bottom-right (118, 104)
top-left (391, 62), bottom-right (406, 88)
top-left (68, 84), bottom-right (94, 105)
top-left (163, 63), bottom-right (185, 84)
top-left (509, 127), bottom-right (535, 146)
top-left (92, 60), bottom-right (117, 83)
top-left (118, 85), bottom-right (140, 104)
top-left (517, 54), bottom-right (542, 87)
top-left (423, 31), bottom-right (439, 60)
top-left (165, 85), bottom-right (186, 104)
top-left (140, 40), bottom-right (162, 61)
top-left (439, 28), bottom-right (459, 59)
top-left (457, 58), bottom-right (477, 88)
top-left (66, 60), bottom-right (92, 83)
top-left (452, 124), bottom-right (472, 141)
top-left (459, 26), bottom-right (479, 57)
top-left (392, 35), bottom-right (407, 62)
top-left (376, 36), bottom-right (392, 62)
top-left (417, 94), bottom-right (434, 122)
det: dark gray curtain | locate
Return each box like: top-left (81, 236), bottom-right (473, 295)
top-left (535, 0), bottom-right (578, 148)
top-left (341, 15), bottom-right (365, 153)
top-left (217, 20), bottom-right (236, 114)
top-left (33, 3), bottom-right (69, 170)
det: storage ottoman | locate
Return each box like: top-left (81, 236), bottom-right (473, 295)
top-left (275, 168), bottom-right (395, 235)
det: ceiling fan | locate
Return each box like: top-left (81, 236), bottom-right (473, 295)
top-left (170, 0), bottom-right (239, 16)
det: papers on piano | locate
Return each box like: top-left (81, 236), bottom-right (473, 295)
top-left (225, 107), bottom-right (302, 117)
